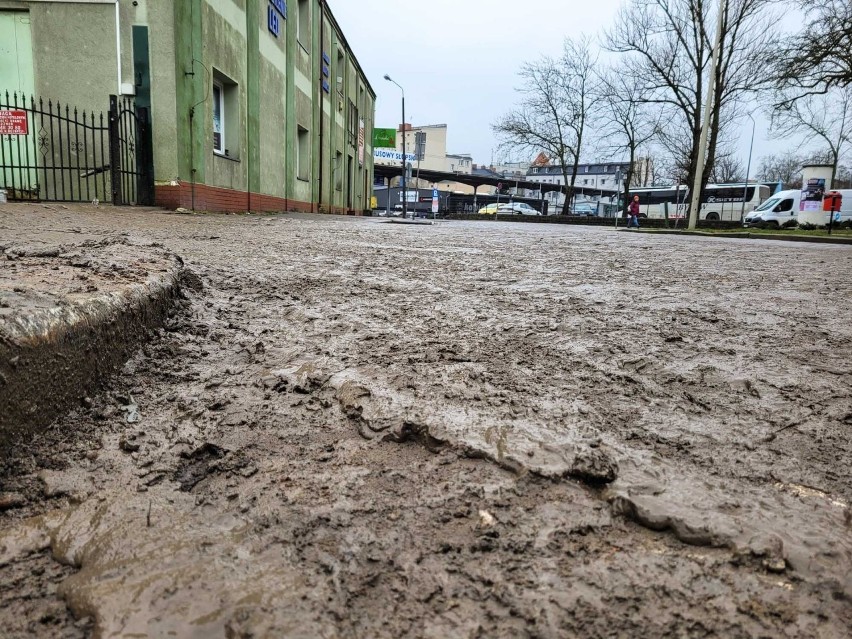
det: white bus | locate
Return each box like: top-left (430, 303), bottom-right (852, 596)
top-left (622, 183), bottom-right (772, 221)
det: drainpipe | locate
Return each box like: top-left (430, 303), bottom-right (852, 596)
top-left (318, 1), bottom-right (325, 213)
top-left (115, 1), bottom-right (122, 94)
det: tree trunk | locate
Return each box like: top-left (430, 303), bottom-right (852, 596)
top-left (561, 169), bottom-right (572, 215)
top-left (623, 147), bottom-right (636, 217)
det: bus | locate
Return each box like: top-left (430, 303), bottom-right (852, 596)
top-left (621, 183), bottom-right (772, 221)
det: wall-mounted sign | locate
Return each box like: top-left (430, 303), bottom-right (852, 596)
top-left (0, 110), bottom-right (28, 135)
top-left (268, 0), bottom-right (286, 38)
top-left (374, 148), bottom-right (416, 164)
top-left (372, 128), bottom-right (396, 148)
top-left (358, 119), bottom-right (365, 166)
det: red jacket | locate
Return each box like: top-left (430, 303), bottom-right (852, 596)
top-left (629, 200), bottom-right (640, 216)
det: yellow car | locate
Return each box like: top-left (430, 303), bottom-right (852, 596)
top-left (477, 204), bottom-right (500, 215)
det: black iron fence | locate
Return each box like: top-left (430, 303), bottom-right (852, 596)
top-left (0, 92), bottom-right (153, 205)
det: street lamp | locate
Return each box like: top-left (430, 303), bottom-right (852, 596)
top-left (384, 74), bottom-right (408, 219)
top-left (741, 110), bottom-right (757, 221)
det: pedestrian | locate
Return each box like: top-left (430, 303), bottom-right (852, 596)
top-left (628, 195), bottom-right (641, 228)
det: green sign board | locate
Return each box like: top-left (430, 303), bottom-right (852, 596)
top-left (373, 128), bottom-right (397, 149)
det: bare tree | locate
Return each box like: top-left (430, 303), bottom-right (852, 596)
top-left (493, 37), bottom-right (598, 215)
top-left (771, 86), bottom-right (852, 183)
top-left (654, 155), bottom-right (690, 185)
top-left (597, 69), bottom-right (662, 213)
top-left (757, 150), bottom-right (804, 188)
top-left (834, 163), bottom-right (852, 189)
top-left (606, 0), bottom-right (776, 206)
top-left (632, 154), bottom-right (658, 187)
top-left (710, 148), bottom-right (746, 183)
top-left (776, 0), bottom-right (852, 100)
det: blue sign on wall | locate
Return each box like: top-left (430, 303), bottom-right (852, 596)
top-left (268, 0), bottom-right (286, 38)
top-left (270, 0), bottom-right (287, 18)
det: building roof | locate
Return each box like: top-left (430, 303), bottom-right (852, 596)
top-left (472, 167), bottom-right (505, 179)
top-left (526, 162), bottom-right (631, 177)
top-left (323, 1), bottom-right (376, 98)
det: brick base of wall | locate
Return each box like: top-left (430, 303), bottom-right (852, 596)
top-left (155, 183), bottom-right (363, 216)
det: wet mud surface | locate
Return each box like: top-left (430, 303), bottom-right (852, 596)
top-left (0, 237), bottom-right (183, 451)
top-left (1, 204), bottom-right (851, 638)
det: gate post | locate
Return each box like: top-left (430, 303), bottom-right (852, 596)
top-left (108, 95), bottom-right (122, 205)
top-left (136, 106), bottom-right (154, 205)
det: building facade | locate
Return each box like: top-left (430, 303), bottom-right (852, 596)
top-left (0, 0), bottom-right (375, 213)
top-left (525, 162), bottom-right (630, 208)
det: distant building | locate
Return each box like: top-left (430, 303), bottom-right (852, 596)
top-left (374, 122), bottom-right (476, 194)
top-left (525, 162), bottom-right (631, 209)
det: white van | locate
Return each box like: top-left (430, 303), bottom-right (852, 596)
top-left (743, 189), bottom-right (852, 227)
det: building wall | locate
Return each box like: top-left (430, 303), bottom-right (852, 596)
top-left (0, 0), bottom-right (374, 213)
top-left (397, 124), bottom-right (447, 173)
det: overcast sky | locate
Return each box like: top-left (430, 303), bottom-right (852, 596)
top-left (330, 0), bottom-right (802, 176)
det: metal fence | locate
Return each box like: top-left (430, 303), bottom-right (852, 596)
top-left (0, 92), bottom-right (153, 205)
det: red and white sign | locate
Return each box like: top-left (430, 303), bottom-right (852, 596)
top-left (358, 118), bottom-right (365, 166)
top-left (0, 110), bottom-right (28, 135)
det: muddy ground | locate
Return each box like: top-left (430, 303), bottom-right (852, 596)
top-left (0, 203), bottom-right (850, 638)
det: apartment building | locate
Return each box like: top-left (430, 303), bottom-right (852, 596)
top-left (0, 0), bottom-right (375, 213)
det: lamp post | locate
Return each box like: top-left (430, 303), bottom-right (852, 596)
top-left (384, 74), bottom-right (408, 219)
top-left (740, 110), bottom-right (757, 221)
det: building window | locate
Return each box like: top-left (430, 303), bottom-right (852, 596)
top-left (601, 179), bottom-right (606, 185)
top-left (212, 70), bottom-right (239, 158)
top-left (335, 151), bottom-right (343, 191)
top-left (347, 99), bottom-right (358, 146)
top-left (583, 179), bottom-right (588, 185)
top-left (298, 0), bottom-right (310, 47)
top-left (213, 82), bottom-right (224, 154)
top-left (336, 49), bottom-right (345, 94)
top-left (297, 126), bottom-right (310, 180)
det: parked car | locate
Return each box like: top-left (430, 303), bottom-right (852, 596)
top-left (570, 203), bottom-right (598, 216)
top-left (477, 202), bottom-right (541, 216)
top-left (501, 202), bottom-right (541, 216)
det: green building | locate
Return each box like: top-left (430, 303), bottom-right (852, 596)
top-left (0, 0), bottom-right (376, 214)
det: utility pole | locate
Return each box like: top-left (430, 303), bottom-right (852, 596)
top-left (688, 0), bottom-right (728, 231)
top-left (415, 130), bottom-right (426, 217)
top-left (740, 110), bottom-right (757, 220)
top-left (383, 74), bottom-right (407, 219)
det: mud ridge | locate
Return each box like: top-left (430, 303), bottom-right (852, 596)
top-left (0, 243), bottom-right (187, 455)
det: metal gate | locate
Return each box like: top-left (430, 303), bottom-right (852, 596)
top-left (0, 92), bottom-right (153, 205)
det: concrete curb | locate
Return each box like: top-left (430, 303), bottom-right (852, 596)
top-left (620, 229), bottom-right (852, 246)
top-left (0, 252), bottom-right (186, 455)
